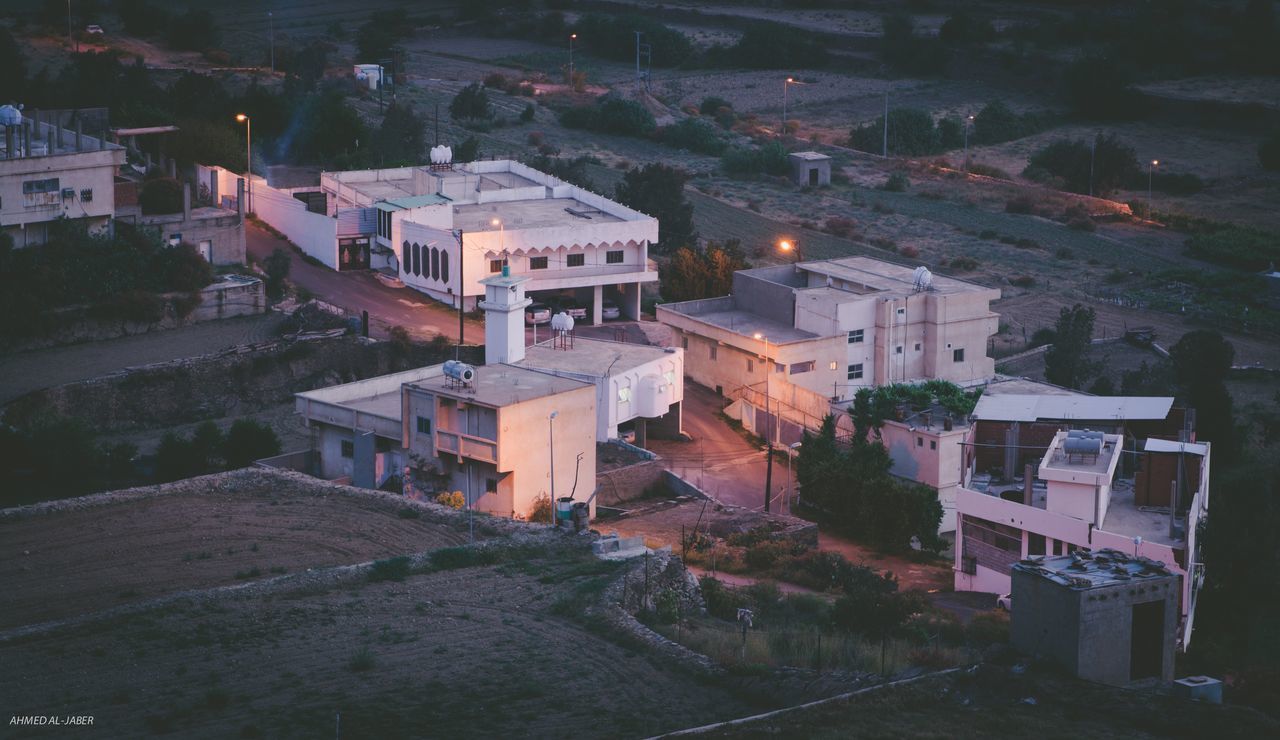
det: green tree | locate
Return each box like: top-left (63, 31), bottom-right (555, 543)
top-left (573, 14), bottom-right (693, 67)
top-left (449, 83), bottom-right (493, 121)
top-left (263, 248), bottom-right (291, 300)
top-left (1170, 330), bottom-right (1238, 458)
top-left (0, 29), bottom-right (27, 102)
top-left (139, 178), bottom-right (183, 215)
top-left (375, 104), bottom-right (425, 166)
top-left (1044, 304), bottom-right (1098, 389)
top-left (1025, 134), bottom-right (1138, 196)
top-left (615, 164), bottom-right (695, 254)
top-left (1063, 55), bottom-right (1140, 120)
top-left (167, 9), bottom-right (221, 52)
top-left (117, 0), bottom-right (170, 37)
top-left (661, 247), bottom-right (710, 304)
top-left (356, 9), bottom-right (409, 61)
top-left (594, 96), bottom-right (656, 137)
top-left (850, 108), bottom-right (942, 156)
top-left (455, 135), bottom-right (480, 163)
top-left (223, 420), bottom-right (281, 469)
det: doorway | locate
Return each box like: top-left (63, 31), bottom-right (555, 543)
top-left (1130, 600), bottom-right (1164, 681)
top-left (809, 168), bottom-right (819, 187)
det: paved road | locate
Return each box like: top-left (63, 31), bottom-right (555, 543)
top-left (0, 313), bottom-right (283, 405)
top-left (246, 222), bottom-right (484, 343)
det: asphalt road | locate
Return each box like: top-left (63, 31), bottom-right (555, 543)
top-left (246, 222), bottom-right (484, 343)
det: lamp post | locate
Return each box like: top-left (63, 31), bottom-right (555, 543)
top-left (268, 11), bottom-right (275, 74)
top-left (235, 114), bottom-right (252, 213)
top-left (963, 114), bottom-right (974, 172)
top-left (1147, 159), bottom-right (1159, 215)
top-left (778, 239), bottom-right (801, 263)
top-left (568, 33), bottom-right (577, 87)
top-left (453, 229), bottom-right (464, 358)
top-left (754, 332), bottom-right (774, 513)
top-left (548, 411), bottom-right (559, 525)
top-left (787, 441), bottom-right (802, 514)
top-left (782, 77), bottom-right (795, 133)
top-left (491, 217), bottom-right (506, 267)
top-left (67, 0), bottom-right (76, 52)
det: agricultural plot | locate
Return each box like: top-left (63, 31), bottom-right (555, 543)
top-left (0, 469), bottom-right (471, 630)
top-left (0, 547), bottom-right (763, 739)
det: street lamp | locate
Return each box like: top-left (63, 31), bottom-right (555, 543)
top-left (568, 33), bottom-right (577, 87)
top-left (491, 217), bottom-right (506, 267)
top-left (268, 11), bottom-right (275, 74)
top-left (754, 332), bottom-right (775, 514)
top-left (778, 239), bottom-right (801, 263)
top-left (1147, 159), bottom-right (1159, 215)
top-left (782, 77), bottom-right (796, 133)
top-left (787, 441), bottom-right (802, 514)
top-left (235, 114), bottom-right (252, 213)
top-left (963, 114), bottom-right (974, 172)
top-left (548, 411), bottom-right (559, 525)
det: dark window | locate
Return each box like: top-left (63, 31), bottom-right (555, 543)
top-left (914, 342), bottom-right (921, 351)
top-left (431, 246), bottom-right (440, 281)
top-left (340, 440), bottom-right (354, 458)
top-left (402, 241), bottom-right (410, 272)
top-left (917, 437), bottom-right (924, 447)
top-left (416, 416), bottom-right (431, 434)
top-left (847, 363), bottom-right (863, 380)
top-left (412, 243), bottom-right (421, 276)
top-left (964, 516), bottom-right (1022, 553)
top-left (709, 345), bottom-right (717, 360)
top-left (930, 440), bottom-right (937, 450)
top-left (747, 358), bottom-right (754, 372)
top-left (847, 329), bottom-right (864, 344)
top-left (530, 256), bottom-right (548, 270)
top-left (681, 337), bottom-right (688, 350)
top-left (895, 345), bottom-right (903, 354)
top-left (606, 250), bottom-right (624, 264)
top-left (80, 188), bottom-right (93, 202)
top-left (486, 478), bottom-right (498, 494)
top-left (789, 361), bottom-right (815, 375)
top-left (440, 250), bottom-right (449, 283)
top-left (489, 259), bottom-right (503, 273)
top-left (1028, 533), bottom-right (1046, 556)
top-left (567, 253), bottom-right (585, 267)
top-left (953, 348), bottom-right (965, 362)
top-left (22, 177), bottom-right (59, 194)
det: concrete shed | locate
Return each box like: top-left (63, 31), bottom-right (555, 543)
top-left (789, 151), bottom-right (831, 187)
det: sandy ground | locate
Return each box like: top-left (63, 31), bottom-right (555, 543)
top-left (0, 553), bottom-right (761, 739)
top-left (0, 470), bottom-right (471, 630)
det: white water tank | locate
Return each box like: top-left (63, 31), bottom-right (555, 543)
top-left (551, 312), bottom-right (575, 332)
top-left (635, 374), bottom-right (668, 418)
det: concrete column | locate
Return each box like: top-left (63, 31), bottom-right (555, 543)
top-left (622, 282), bottom-right (641, 321)
top-left (634, 418), bottom-right (647, 448)
top-left (167, 157), bottom-right (177, 178)
top-left (182, 183), bottom-right (192, 221)
top-left (236, 178), bottom-right (245, 222)
top-left (75, 120), bottom-right (82, 151)
top-left (591, 284), bottom-right (603, 326)
top-left (210, 170), bottom-right (220, 207)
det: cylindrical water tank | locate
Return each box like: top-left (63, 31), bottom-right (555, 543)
top-left (443, 360), bottom-right (476, 382)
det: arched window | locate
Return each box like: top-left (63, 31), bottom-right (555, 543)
top-left (412, 243), bottom-right (421, 276)
top-left (440, 250), bottom-right (449, 284)
top-left (430, 246), bottom-right (440, 281)
top-left (402, 241), bottom-right (410, 274)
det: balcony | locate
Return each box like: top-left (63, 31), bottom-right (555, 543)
top-left (435, 430), bottom-right (498, 465)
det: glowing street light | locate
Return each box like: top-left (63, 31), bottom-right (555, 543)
top-left (235, 114), bottom-right (252, 213)
top-left (782, 77), bottom-right (796, 132)
top-left (963, 114), bottom-right (975, 172)
top-left (1147, 159), bottom-right (1159, 214)
top-left (778, 239), bottom-right (802, 263)
top-left (569, 33), bottom-right (578, 86)
top-left (491, 217), bottom-right (507, 266)
top-left (754, 332), bottom-right (775, 513)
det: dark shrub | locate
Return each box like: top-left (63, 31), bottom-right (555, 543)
top-left (140, 177), bottom-right (183, 215)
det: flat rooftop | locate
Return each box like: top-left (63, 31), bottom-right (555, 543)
top-left (296, 366), bottom-right (444, 421)
top-left (974, 394), bottom-right (1174, 422)
top-left (518, 338), bottom-right (676, 377)
top-left (1041, 432), bottom-right (1123, 477)
top-left (407, 363), bottom-right (590, 408)
top-left (1101, 481), bottom-right (1185, 547)
top-left (981, 376), bottom-right (1086, 398)
top-left (799, 256), bottom-right (994, 297)
top-left (1013, 549), bottom-right (1175, 589)
top-left (453, 198), bottom-right (625, 233)
top-left (658, 297), bottom-right (817, 344)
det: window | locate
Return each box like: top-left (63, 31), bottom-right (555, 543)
top-left (486, 478), bottom-right (498, 494)
top-left (340, 440), bottom-right (354, 458)
top-left (917, 437), bottom-right (924, 447)
top-left (789, 361), bottom-right (815, 375)
top-left (681, 336), bottom-right (688, 350)
top-left (530, 256), bottom-right (548, 270)
top-left (80, 188), bottom-right (93, 202)
top-left (22, 177), bottom-right (59, 194)
top-left (828, 361), bottom-right (838, 370)
top-left (953, 348), bottom-right (965, 362)
top-left (416, 416), bottom-right (431, 435)
top-left (895, 345), bottom-right (903, 354)
top-left (440, 251), bottom-right (449, 283)
top-left (618, 387), bottom-right (631, 402)
top-left (489, 259), bottom-right (504, 273)
top-left (747, 358), bottom-right (754, 373)
top-left (847, 363), bottom-right (863, 380)
top-left (774, 363), bottom-right (784, 374)
top-left (930, 440), bottom-right (937, 450)
top-left (403, 241), bottom-right (411, 272)
top-left (847, 329), bottom-right (864, 344)
top-left (914, 342), bottom-right (921, 351)
top-left (168, 233), bottom-right (182, 247)
top-left (567, 253), bottom-right (585, 267)
top-left (412, 243), bottom-right (421, 276)
top-left (709, 345), bottom-right (717, 360)
top-left (606, 250), bottom-right (624, 264)
top-left (896, 307), bottom-right (905, 315)
top-left (1028, 533), bottom-right (1047, 556)
top-left (430, 246), bottom-right (440, 281)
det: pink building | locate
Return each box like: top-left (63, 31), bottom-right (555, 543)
top-left (953, 394), bottom-right (1210, 649)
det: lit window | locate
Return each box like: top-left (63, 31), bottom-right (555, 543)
top-left (567, 253), bottom-right (585, 267)
top-left (606, 250), bottom-right (624, 264)
top-left (953, 348), bottom-right (965, 362)
top-left (847, 363), bottom-right (863, 380)
top-left (618, 387), bottom-right (631, 402)
top-left (829, 361), bottom-right (838, 370)
top-left (530, 256), bottom-right (548, 270)
top-left (847, 329), bottom-right (864, 344)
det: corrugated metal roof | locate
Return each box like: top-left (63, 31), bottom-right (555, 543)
top-left (1144, 438), bottom-right (1208, 456)
top-left (972, 394), bottom-right (1174, 422)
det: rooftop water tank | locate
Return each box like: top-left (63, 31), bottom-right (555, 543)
top-left (635, 374), bottom-right (668, 418)
top-left (443, 360), bottom-right (476, 382)
top-left (0, 104), bottom-right (22, 127)
top-left (551, 312), bottom-right (575, 332)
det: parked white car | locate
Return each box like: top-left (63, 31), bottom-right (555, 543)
top-left (996, 593), bottom-right (1012, 611)
top-left (85, 25), bottom-right (104, 35)
top-left (524, 302), bottom-right (551, 325)
top-left (600, 298), bottom-right (621, 321)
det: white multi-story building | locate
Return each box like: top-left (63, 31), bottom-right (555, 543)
top-left (249, 158), bottom-right (658, 322)
top-left (0, 107), bottom-right (125, 247)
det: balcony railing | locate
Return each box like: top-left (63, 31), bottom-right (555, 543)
top-left (435, 430), bottom-right (498, 464)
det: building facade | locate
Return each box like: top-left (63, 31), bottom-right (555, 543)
top-left (1, 108), bottom-right (125, 247)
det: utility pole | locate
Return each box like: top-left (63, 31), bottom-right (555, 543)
top-left (549, 411), bottom-right (559, 526)
top-left (756, 333), bottom-right (774, 513)
top-left (453, 229), bottom-right (464, 357)
top-left (269, 11), bottom-right (275, 73)
top-left (67, 0), bottom-right (77, 53)
top-left (882, 90), bottom-right (889, 157)
top-left (1089, 133), bottom-right (1096, 197)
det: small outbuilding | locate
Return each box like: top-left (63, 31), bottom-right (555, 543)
top-left (789, 151), bottom-right (831, 188)
top-left (1011, 548), bottom-right (1179, 686)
